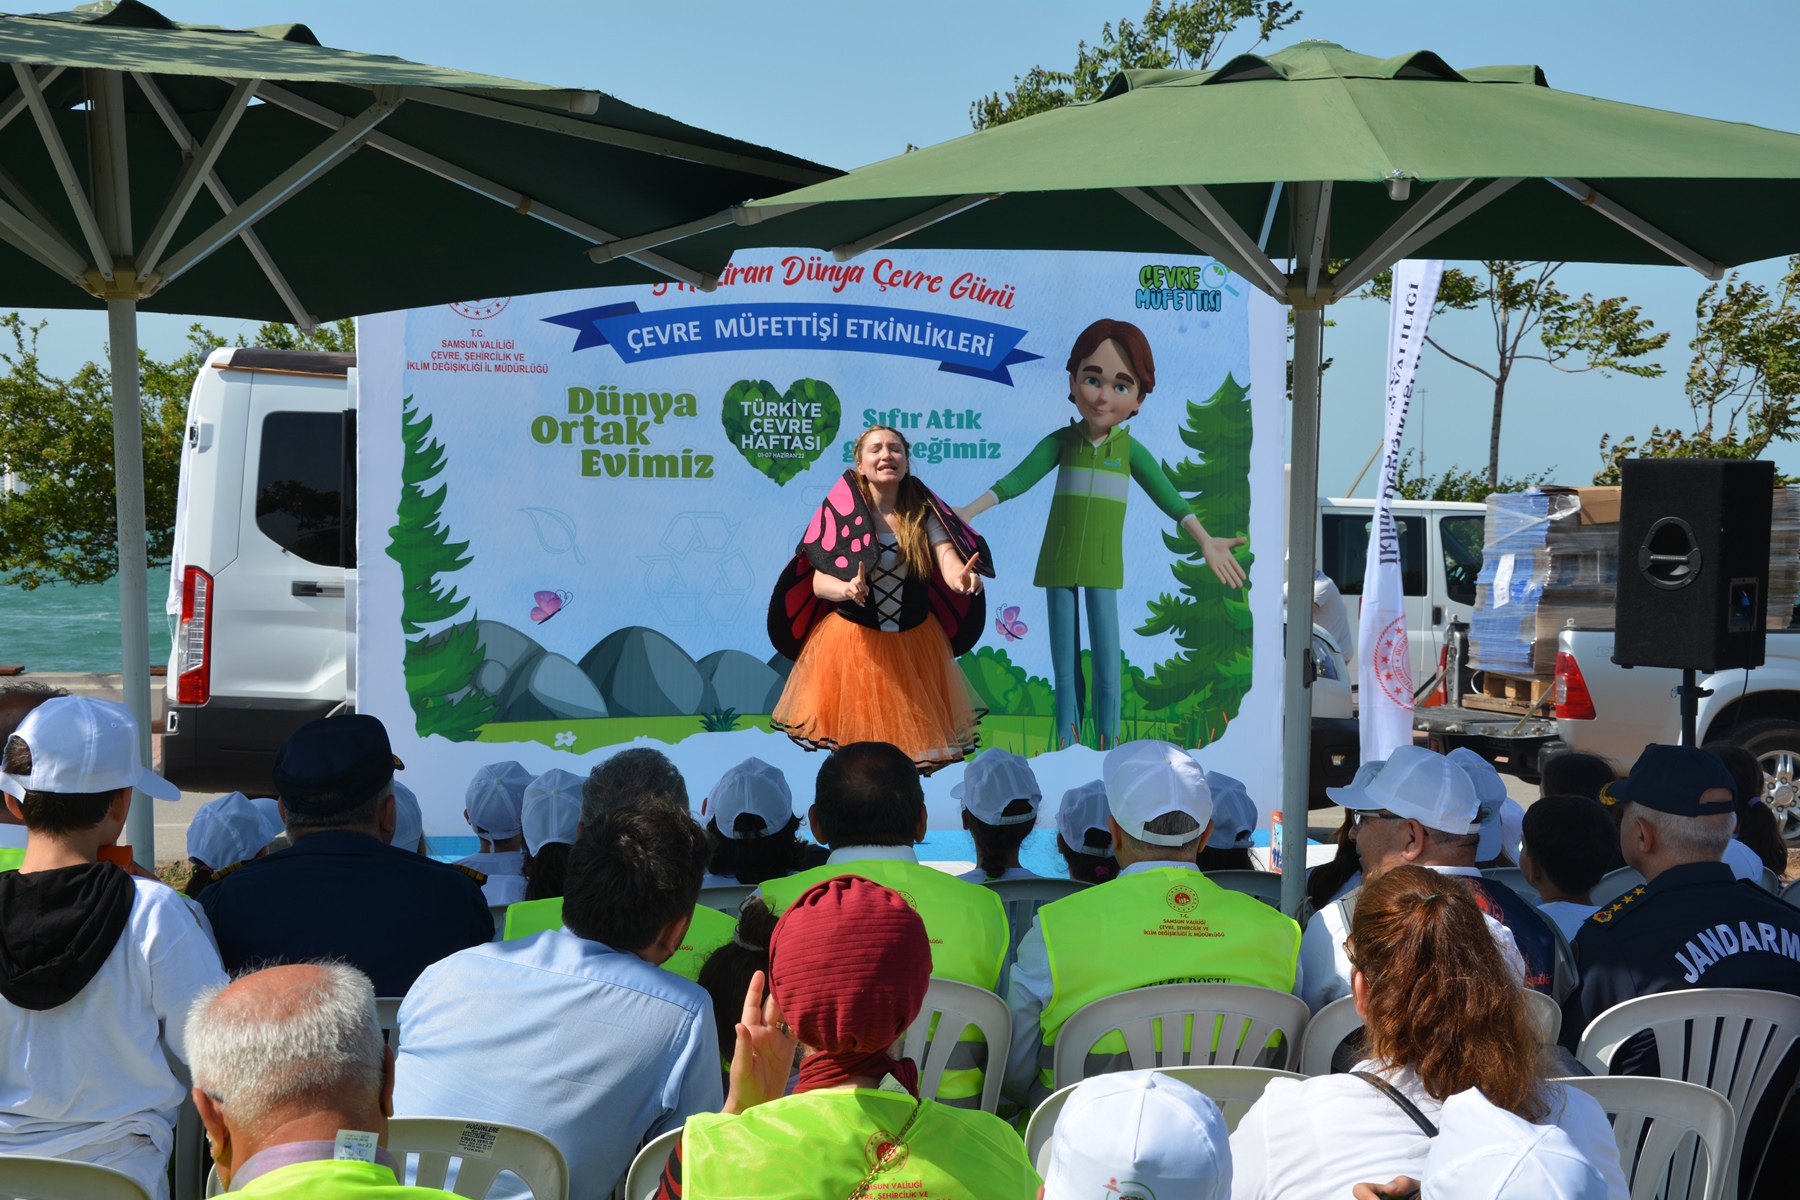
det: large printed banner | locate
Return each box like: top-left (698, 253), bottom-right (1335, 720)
top-left (357, 250), bottom-right (1285, 833)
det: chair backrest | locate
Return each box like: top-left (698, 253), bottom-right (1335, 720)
top-left (1542, 913), bottom-right (1580, 1005)
top-left (376, 996), bottom-right (403, 1050)
top-left (1781, 876), bottom-right (1800, 906)
top-left (1052, 983), bottom-right (1310, 1090)
top-left (621, 1128), bottom-right (682, 1200)
top-left (0, 1154), bottom-right (154, 1200)
top-left (387, 1118), bottom-right (570, 1199)
top-left (697, 883), bottom-right (753, 914)
top-left (1576, 987), bottom-right (1800, 1200)
top-left (1202, 870), bottom-right (1284, 909)
top-left (1758, 866), bottom-right (1783, 894)
top-left (1481, 865), bottom-right (1541, 905)
top-left (985, 876), bottom-right (1087, 979)
top-left (1590, 866), bottom-right (1648, 906)
top-left (1523, 988), bottom-right (1562, 1044)
top-left (1024, 1065), bottom-right (1303, 1173)
top-left (1299, 990), bottom-right (1560, 1078)
top-left (1555, 1075), bottom-right (1737, 1200)
top-left (891, 977), bottom-right (1013, 1113)
top-left (164, 1048), bottom-right (207, 1200)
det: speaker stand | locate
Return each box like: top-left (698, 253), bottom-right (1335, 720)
top-left (1675, 668), bottom-right (1714, 747)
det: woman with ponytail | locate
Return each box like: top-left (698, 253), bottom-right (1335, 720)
top-left (1230, 866), bottom-right (1626, 1200)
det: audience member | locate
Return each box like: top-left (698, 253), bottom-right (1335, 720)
top-left (183, 792), bottom-right (284, 898)
top-left (201, 715), bottom-right (492, 995)
top-left (955, 747), bottom-right (1043, 881)
top-left (1232, 867), bottom-right (1626, 1200)
top-left (1351, 1089), bottom-right (1611, 1200)
top-left (696, 898), bottom-right (778, 1068)
top-left (702, 757), bottom-right (811, 886)
top-left (186, 963), bottom-right (460, 1198)
top-left (666, 876), bottom-right (1038, 1198)
top-left (1559, 744), bottom-right (1800, 1071)
top-left (521, 768), bottom-right (582, 901)
top-left (1449, 747), bottom-right (1523, 866)
top-left (0, 680), bottom-right (67, 865)
top-left (1711, 744), bottom-right (1789, 877)
top-left (1041, 1071), bottom-right (1231, 1200)
top-left (1055, 780), bottom-right (1118, 884)
top-left (1299, 746), bottom-right (1546, 1013)
top-left (1539, 751), bottom-right (1618, 802)
top-left (389, 780), bottom-right (425, 855)
top-left (1518, 795), bottom-right (1615, 941)
top-left (1306, 759), bottom-right (1384, 912)
top-left (1197, 769), bottom-right (1258, 872)
top-left (1006, 741), bottom-right (1303, 1107)
top-left (456, 760), bottom-right (533, 905)
top-left (581, 746), bottom-right (689, 830)
top-left (0, 696), bottom-right (226, 1199)
top-left (395, 801), bottom-right (721, 1199)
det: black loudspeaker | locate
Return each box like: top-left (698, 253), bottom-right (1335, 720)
top-left (1613, 458), bottom-right (1774, 671)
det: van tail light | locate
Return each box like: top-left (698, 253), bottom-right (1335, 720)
top-left (175, 567), bottom-right (212, 705)
top-left (1555, 650), bottom-right (1596, 720)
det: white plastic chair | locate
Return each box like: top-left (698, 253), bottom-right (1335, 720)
top-left (1590, 866), bottom-right (1648, 906)
top-left (984, 876), bottom-right (1087, 978)
top-left (1556, 1075), bottom-right (1737, 1200)
top-left (1202, 870), bottom-right (1285, 908)
top-left (1051, 983), bottom-right (1310, 1090)
top-left (1481, 865), bottom-right (1541, 905)
top-left (891, 977), bottom-right (1012, 1113)
top-left (697, 883), bottom-right (753, 914)
top-left (376, 996), bottom-right (404, 1050)
top-left (163, 1049), bottom-right (207, 1200)
top-left (1024, 1066), bottom-right (1303, 1172)
top-left (1299, 990), bottom-right (1559, 1077)
top-left (1758, 866), bottom-right (1782, 895)
top-left (208, 1118), bottom-right (571, 1199)
top-left (0, 1154), bottom-right (153, 1199)
top-left (1524, 988), bottom-right (1562, 1044)
top-left (621, 1127), bottom-right (681, 1200)
top-left (1577, 987), bottom-right (1800, 1200)
top-left (1780, 876), bottom-right (1800, 906)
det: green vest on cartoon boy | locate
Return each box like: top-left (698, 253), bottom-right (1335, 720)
top-left (957, 320), bottom-right (1247, 746)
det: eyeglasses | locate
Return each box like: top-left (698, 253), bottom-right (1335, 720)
top-left (1350, 809), bottom-right (1407, 828)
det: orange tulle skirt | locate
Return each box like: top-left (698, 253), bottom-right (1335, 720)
top-left (772, 613), bottom-right (982, 774)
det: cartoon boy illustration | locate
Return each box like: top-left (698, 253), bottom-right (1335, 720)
top-left (957, 318), bottom-right (1246, 747)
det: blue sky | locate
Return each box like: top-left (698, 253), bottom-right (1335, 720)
top-left (14, 0), bottom-right (1800, 489)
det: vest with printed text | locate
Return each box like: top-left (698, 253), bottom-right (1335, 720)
top-left (498, 896), bottom-right (735, 983)
top-left (234, 1158), bottom-right (460, 1198)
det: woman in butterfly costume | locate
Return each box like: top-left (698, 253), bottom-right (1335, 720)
top-left (768, 426), bottom-right (994, 774)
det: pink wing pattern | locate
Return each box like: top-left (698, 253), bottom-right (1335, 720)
top-left (529, 590), bottom-right (568, 623)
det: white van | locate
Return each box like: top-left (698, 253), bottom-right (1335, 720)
top-left (1316, 497), bottom-right (1487, 685)
top-left (161, 348), bottom-right (354, 792)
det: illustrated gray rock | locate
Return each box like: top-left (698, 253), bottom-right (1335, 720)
top-left (419, 620), bottom-right (543, 702)
top-left (767, 653), bottom-right (794, 683)
top-left (579, 627), bottom-right (714, 717)
top-left (501, 652), bottom-right (609, 722)
top-left (698, 649), bottom-right (784, 715)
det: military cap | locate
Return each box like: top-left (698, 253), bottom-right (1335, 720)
top-left (273, 714), bottom-right (404, 816)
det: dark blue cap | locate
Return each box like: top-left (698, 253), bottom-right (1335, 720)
top-left (1616, 744), bottom-right (1737, 816)
top-left (272, 714), bottom-right (404, 815)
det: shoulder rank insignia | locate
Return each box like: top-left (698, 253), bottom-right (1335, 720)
top-left (207, 859), bottom-right (248, 882)
top-left (453, 863), bottom-right (488, 885)
top-left (1588, 885), bottom-right (1647, 924)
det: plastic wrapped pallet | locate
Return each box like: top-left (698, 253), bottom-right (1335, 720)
top-left (1768, 486), bottom-right (1800, 629)
top-left (1469, 491), bottom-right (1618, 677)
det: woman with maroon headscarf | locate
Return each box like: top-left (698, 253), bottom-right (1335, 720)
top-left (659, 875), bottom-right (1037, 1199)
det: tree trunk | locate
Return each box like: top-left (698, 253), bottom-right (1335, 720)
top-left (1487, 374), bottom-right (1507, 488)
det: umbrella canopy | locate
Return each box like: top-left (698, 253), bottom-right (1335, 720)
top-left (0, 0), bottom-right (834, 863)
top-left (639, 39), bottom-right (1800, 914)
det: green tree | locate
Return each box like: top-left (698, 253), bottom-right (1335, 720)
top-left (386, 397), bottom-right (495, 741)
top-left (1595, 256), bottom-right (1800, 483)
top-left (1369, 262), bottom-right (1667, 488)
top-left (1393, 449), bottom-right (1552, 504)
top-left (249, 317), bottom-right (356, 354)
top-left (969, 0), bottom-right (1301, 129)
top-left (1136, 373), bottom-right (1255, 746)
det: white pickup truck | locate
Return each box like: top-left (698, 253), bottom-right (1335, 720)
top-left (1554, 628), bottom-right (1800, 839)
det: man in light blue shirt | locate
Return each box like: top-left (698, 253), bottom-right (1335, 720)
top-left (393, 800), bottom-right (721, 1199)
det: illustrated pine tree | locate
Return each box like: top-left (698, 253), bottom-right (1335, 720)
top-left (1137, 373), bottom-right (1256, 746)
top-left (386, 397), bottom-right (495, 740)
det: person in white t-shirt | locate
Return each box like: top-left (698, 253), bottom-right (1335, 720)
top-left (1352, 1088), bottom-right (1612, 1200)
top-left (0, 696), bottom-right (227, 1200)
top-left (1518, 795), bottom-right (1615, 942)
top-left (954, 747), bottom-right (1042, 882)
top-left (455, 761), bottom-right (533, 905)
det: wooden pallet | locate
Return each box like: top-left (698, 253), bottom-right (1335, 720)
top-left (1463, 671), bottom-right (1553, 715)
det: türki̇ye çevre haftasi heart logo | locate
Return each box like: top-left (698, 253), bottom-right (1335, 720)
top-left (720, 378), bottom-right (841, 486)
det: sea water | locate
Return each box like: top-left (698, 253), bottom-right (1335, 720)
top-left (0, 568), bottom-right (173, 673)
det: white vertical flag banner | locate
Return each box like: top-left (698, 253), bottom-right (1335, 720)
top-left (1359, 259), bottom-right (1443, 762)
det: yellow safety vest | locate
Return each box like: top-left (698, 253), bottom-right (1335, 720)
top-left (1035, 867), bottom-right (1301, 1095)
top-left (499, 896), bottom-right (736, 983)
top-left (762, 860), bottom-right (1010, 1109)
top-left (233, 1158), bottom-right (460, 1197)
top-left (0, 848), bottom-right (22, 873)
top-left (681, 1088), bottom-right (1039, 1200)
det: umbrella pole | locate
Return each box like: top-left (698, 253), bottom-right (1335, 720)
top-left (1279, 305), bottom-right (1324, 918)
top-left (107, 296), bottom-right (155, 870)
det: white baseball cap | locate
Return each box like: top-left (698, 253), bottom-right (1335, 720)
top-left (464, 761), bottom-right (532, 840)
top-left (1328, 744), bottom-right (1479, 835)
top-left (523, 768), bottom-right (583, 854)
top-left (1204, 771), bottom-right (1257, 850)
top-left (1042, 1070), bottom-right (1231, 1200)
top-left (390, 780), bottom-right (423, 853)
top-left (703, 757), bottom-right (793, 839)
top-left (952, 748), bottom-right (1042, 825)
top-left (1447, 747), bottom-right (1509, 857)
top-left (1057, 780), bottom-right (1112, 852)
top-left (1420, 1089), bottom-right (1607, 1200)
top-left (1104, 740), bottom-right (1213, 847)
top-left (0, 695), bottom-right (179, 802)
top-left (186, 793), bottom-right (283, 869)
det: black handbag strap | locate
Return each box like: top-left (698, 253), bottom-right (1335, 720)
top-left (1351, 1070), bottom-right (1440, 1137)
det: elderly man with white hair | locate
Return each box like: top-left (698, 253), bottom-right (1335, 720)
top-left (186, 962), bottom-right (460, 1198)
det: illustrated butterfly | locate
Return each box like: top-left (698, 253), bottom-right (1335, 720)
top-left (529, 589), bottom-right (572, 624)
top-left (994, 605), bottom-right (1028, 642)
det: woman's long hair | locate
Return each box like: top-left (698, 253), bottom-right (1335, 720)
top-left (851, 426), bottom-right (933, 578)
top-left (1351, 865), bottom-right (1549, 1121)
top-left (1306, 812), bottom-right (1361, 911)
top-left (706, 813), bottom-right (809, 885)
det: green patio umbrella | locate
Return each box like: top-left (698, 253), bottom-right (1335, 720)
top-left (0, 0), bottom-right (833, 864)
top-left (621, 39), bottom-right (1800, 914)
